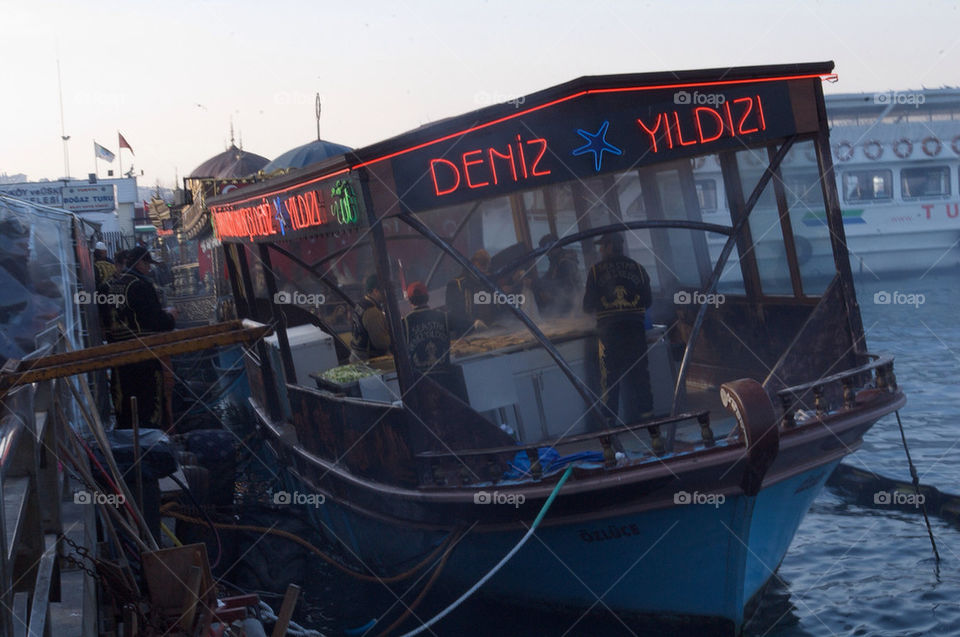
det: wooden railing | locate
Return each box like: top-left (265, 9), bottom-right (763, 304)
top-left (415, 411), bottom-right (712, 487)
top-left (776, 353), bottom-right (898, 428)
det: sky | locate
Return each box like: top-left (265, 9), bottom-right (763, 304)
top-left (1, 0), bottom-right (958, 190)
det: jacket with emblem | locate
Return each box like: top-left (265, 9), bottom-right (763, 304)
top-left (401, 306), bottom-right (451, 373)
top-left (582, 255), bottom-right (651, 325)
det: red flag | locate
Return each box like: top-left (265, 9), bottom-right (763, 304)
top-left (118, 132), bottom-right (134, 155)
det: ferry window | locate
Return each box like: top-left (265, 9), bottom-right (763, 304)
top-left (842, 169), bottom-right (893, 202)
top-left (695, 179), bottom-right (717, 212)
top-left (901, 166), bottom-right (950, 199)
top-left (690, 154), bottom-right (723, 214)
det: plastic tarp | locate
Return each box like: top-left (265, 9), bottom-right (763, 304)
top-left (0, 194), bottom-right (88, 363)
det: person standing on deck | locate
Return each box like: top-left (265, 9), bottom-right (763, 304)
top-left (582, 234), bottom-right (660, 449)
top-left (401, 282), bottom-right (464, 399)
top-left (106, 246), bottom-right (177, 430)
top-left (350, 274), bottom-right (392, 362)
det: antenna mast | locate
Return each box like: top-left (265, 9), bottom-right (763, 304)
top-left (315, 93), bottom-right (321, 141)
top-left (57, 58), bottom-right (70, 178)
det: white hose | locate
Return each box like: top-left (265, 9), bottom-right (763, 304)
top-left (399, 465), bottom-right (574, 636)
top-left (257, 599), bottom-right (324, 637)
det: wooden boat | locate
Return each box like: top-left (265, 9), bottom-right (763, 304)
top-left (208, 62), bottom-right (906, 633)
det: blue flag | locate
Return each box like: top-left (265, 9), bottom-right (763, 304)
top-left (94, 142), bottom-right (115, 162)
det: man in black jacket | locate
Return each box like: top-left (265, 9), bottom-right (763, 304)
top-left (350, 274), bottom-right (392, 362)
top-left (582, 234), bottom-right (658, 448)
top-left (402, 281), bottom-right (464, 400)
top-left (106, 246), bottom-right (177, 429)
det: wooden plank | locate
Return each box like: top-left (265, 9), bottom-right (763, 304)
top-left (0, 324), bottom-right (271, 392)
top-left (270, 584), bottom-right (301, 637)
top-left (9, 321), bottom-right (246, 370)
top-left (141, 543), bottom-right (214, 619)
top-left (178, 565), bottom-right (202, 632)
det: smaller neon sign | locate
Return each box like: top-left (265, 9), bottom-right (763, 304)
top-left (213, 178), bottom-right (361, 241)
top-left (331, 180), bottom-right (361, 224)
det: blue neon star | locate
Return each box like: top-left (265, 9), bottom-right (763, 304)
top-left (572, 121), bottom-right (623, 172)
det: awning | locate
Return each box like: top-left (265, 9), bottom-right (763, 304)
top-left (135, 225), bottom-right (157, 233)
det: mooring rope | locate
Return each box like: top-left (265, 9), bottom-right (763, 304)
top-left (895, 410), bottom-right (941, 563)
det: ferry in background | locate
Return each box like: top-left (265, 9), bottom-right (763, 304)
top-left (681, 88), bottom-right (960, 282)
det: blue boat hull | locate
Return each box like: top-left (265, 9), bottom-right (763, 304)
top-left (300, 460), bottom-right (838, 631)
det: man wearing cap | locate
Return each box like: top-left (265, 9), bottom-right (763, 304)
top-left (107, 246), bottom-right (178, 429)
top-left (582, 233), bottom-right (659, 447)
top-left (93, 241), bottom-right (115, 290)
top-left (350, 274), bottom-right (392, 362)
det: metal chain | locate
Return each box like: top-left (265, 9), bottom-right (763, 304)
top-left (60, 534), bottom-right (100, 580)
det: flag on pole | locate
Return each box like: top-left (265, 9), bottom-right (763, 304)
top-left (118, 132), bottom-right (134, 155)
top-left (94, 142), bottom-right (115, 162)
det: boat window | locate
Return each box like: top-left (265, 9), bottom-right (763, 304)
top-left (842, 169), bottom-right (894, 203)
top-left (710, 231), bottom-right (746, 295)
top-left (737, 148), bottom-right (792, 295)
top-left (784, 141), bottom-right (832, 294)
top-left (266, 243), bottom-right (358, 334)
top-left (901, 166), bottom-right (951, 199)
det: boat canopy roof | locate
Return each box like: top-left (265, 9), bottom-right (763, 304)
top-left (209, 61), bottom-right (836, 244)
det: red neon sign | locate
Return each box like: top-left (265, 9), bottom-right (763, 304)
top-left (429, 135), bottom-right (551, 197)
top-left (637, 95), bottom-right (767, 153)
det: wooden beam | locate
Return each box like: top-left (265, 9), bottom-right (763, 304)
top-left (0, 321), bottom-right (271, 393)
top-left (270, 584), bottom-right (301, 637)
